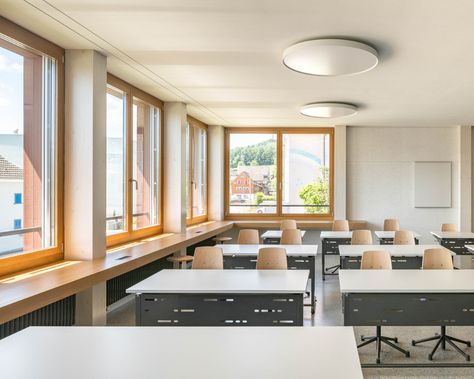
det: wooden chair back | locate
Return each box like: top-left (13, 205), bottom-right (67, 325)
top-left (422, 248), bottom-right (453, 270)
top-left (441, 223), bottom-right (457, 232)
top-left (351, 230), bottom-right (373, 245)
top-left (237, 229), bottom-right (260, 244)
top-left (280, 219), bottom-right (297, 230)
top-left (191, 247), bottom-right (224, 269)
top-left (280, 229), bottom-right (302, 245)
top-left (332, 220), bottom-right (349, 231)
top-left (393, 230), bottom-right (415, 245)
top-left (383, 219), bottom-right (400, 232)
top-left (361, 250), bottom-right (392, 270)
top-left (256, 247), bottom-right (288, 270)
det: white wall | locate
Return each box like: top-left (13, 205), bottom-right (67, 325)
top-left (347, 127), bottom-right (460, 243)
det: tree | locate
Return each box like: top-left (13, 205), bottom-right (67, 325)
top-left (298, 167), bottom-right (330, 214)
top-left (254, 192), bottom-right (265, 205)
top-left (230, 139), bottom-right (276, 168)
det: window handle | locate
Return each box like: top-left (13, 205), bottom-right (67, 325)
top-left (129, 178), bottom-right (138, 190)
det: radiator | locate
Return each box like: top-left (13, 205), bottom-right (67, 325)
top-left (0, 295), bottom-right (75, 340)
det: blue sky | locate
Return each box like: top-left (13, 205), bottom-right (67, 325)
top-left (0, 46), bottom-right (23, 135)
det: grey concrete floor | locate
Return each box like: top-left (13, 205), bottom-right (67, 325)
top-left (107, 254), bottom-right (474, 378)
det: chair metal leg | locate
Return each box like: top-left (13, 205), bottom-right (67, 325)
top-left (357, 325), bottom-right (409, 364)
top-left (413, 326), bottom-right (471, 362)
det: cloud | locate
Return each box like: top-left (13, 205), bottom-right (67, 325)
top-left (0, 54), bottom-right (23, 73)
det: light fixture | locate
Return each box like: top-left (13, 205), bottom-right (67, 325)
top-left (300, 103), bottom-right (358, 118)
top-left (283, 39), bottom-right (378, 76)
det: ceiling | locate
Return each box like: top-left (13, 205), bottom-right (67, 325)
top-left (1, 0), bottom-right (474, 127)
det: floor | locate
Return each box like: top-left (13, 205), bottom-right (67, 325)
top-left (107, 254), bottom-right (474, 378)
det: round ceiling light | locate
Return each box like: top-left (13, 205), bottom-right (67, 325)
top-left (300, 102), bottom-right (358, 118)
top-left (283, 39), bottom-right (378, 76)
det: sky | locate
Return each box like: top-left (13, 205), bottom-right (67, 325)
top-left (230, 133), bottom-right (276, 148)
top-left (0, 46), bottom-right (23, 135)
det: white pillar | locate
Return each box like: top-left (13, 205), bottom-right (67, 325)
top-left (460, 125), bottom-right (472, 231)
top-left (208, 125), bottom-right (225, 220)
top-left (163, 102), bottom-right (187, 233)
top-left (64, 50), bottom-right (107, 325)
top-left (334, 125), bottom-right (347, 220)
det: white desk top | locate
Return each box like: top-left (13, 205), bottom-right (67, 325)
top-left (0, 326), bottom-right (363, 379)
top-left (431, 231), bottom-right (474, 239)
top-left (338, 244), bottom-right (453, 257)
top-left (219, 244), bottom-right (318, 256)
top-left (320, 231), bottom-right (353, 239)
top-left (127, 269), bottom-right (309, 294)
top-left (339, 270), bottom-right (474, 293)
top-left (374, 231), bottom-right (421, 239)
top-left (465, 245), bottom-right (474, 253)
top-left (261, 230), bottom-right (306, 239)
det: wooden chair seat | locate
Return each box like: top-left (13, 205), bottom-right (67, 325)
top-left (167, 255), bottom-right (194, 263)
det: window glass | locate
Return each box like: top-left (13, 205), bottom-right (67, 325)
top-left (0, 42), bottom-right (57, 257)
top-left (132, 97), bottom-right (160, 229)
top-left (106, 86), bottom-right (126, 234)
top-left (282, 133), bottom-right (331, 214)
top-left (228, 133), bottom-right (277, 214)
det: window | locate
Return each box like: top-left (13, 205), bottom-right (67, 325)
top-left (14, 193), bottom-right (22, 204)
top-left (225, 128), bottom-right (334, 219)
top-left (0, 18), bottom-right (63, 274)
top-left (186, 117), bottom-right (208, 225)
top-left (13, 219), bottom-right (22, 230)
top-left (106, 75), bottom-right (162, 247)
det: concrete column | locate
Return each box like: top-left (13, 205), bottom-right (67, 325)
top-left (334, 125), bottom-right (347, 220)
top-left (64, 50), bottom-right (107, 325)
top-left (460, 125), bottom-right (472, 231)
top-left (208, 125), bottom-right (225, 220)
top-left (163, 102), bottom-right (187, 233)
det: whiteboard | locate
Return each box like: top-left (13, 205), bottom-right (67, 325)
top-left (414, 161), bottom-right (451, 208)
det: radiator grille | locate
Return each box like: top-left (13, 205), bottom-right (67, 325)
top-left (106, 258), bottom-right (172, 306)
top-left (0, 295), bottom-right (75, 340)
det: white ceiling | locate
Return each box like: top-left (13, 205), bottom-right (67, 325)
top-left (2, 0), bottom-right (474, 127)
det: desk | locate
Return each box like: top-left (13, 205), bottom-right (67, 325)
top-left (374, 231), bottom-right (421, 245)
top-left (339, 244), bottom-right (451, 269)
top-left (340, 270), bottom-right (474, 367)
top-left (0, 326), bottom-right (364, 379)
top-left (260, 230), bottom-right (306, 244)
top-left (320, 231), bottom-right (352, 280)
top-left (220, 244), bottom-right (317, 314)
top-left (431, 232), bottom-right (474, 255)
top-left (127, 269), bottom-right (309, 326)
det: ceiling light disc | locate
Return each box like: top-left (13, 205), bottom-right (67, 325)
top-left (300, 103), bottom-right (358, 118)
top-left (283, 39), bottom-right (378, 76)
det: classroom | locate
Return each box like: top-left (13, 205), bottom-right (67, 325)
top-left (0, 1), bottom-right (473, 378)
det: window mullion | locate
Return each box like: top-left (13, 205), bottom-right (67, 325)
top-left (125, 89), bottom-right (133, 235)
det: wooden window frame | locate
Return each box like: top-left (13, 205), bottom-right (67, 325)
top-left (186, 116), bottom-right (208, 226)
top-left (0, 17), bottom-right (64, 277)
top-left (224, 127), bottom-right (334, 221)
top-left (106, 74), bottom-right (164, 247)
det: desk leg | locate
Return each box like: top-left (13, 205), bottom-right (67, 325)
top-left (322, 245), bottom-right (326, 281)
top-left (310, 256), bottom-right (316, 314)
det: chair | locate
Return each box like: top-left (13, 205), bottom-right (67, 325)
top-left (280, 219), bottom-right (297, 230)
top-left (237, 229), bottom-right (260, 244)
top-left (358, 250), bottom-right (410, 364)
top-left (383, 219), bottom-right (400, 232)
top-left (213, 236), bottom-right (232, 244)
top-left (393, 230), bottom-right (415, 245)
top-left (325, 220), bottom-right (350, 274)
top-left (280, 229), bottom-right (302, 245)
top-left (256, 247), bottom-right (288, 270)
top-left (351, 230), bottom-right (373, 245)
top-left (167, 255), bottom-right (194, 269)
top-left (360, 250), bottom-right (392, 270)
top-left (412, 249), bottom-right (470, 361)
top-left (191, 247), bottom-right (224, 270)
top-left (441, 223), bottom-right (457, 232)
top-left (332, 219), bottom-right (349, 231)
